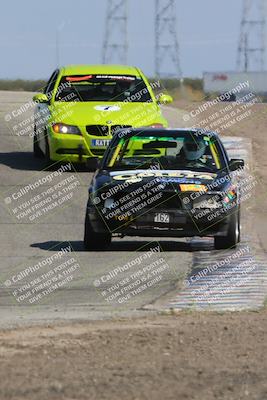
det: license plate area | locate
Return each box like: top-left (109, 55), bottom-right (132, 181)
top-left (91, 139), bottom-right (111, 147)
top-left (154, 213), bottom-right (170, 223)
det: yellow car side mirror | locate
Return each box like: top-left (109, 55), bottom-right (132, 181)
top-left (33, 93), bottom-right (49, 104)
top-left (157, 94), bottom-right (173, 105)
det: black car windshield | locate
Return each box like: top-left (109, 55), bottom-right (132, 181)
top-left (104, 132), bottom-right (225, 172)
top-left (55, 74), bottom-right (152, 102)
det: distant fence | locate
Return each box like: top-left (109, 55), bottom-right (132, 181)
top-left (0, 80), bottom-right (46, 92)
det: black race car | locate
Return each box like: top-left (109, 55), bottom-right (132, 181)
top-left (84, 128), bottom-right (244, 250)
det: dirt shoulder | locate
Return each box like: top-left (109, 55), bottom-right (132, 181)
top-left (0, 310), bottom-right (267, 400)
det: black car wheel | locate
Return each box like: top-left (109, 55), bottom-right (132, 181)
top-left (84, 214), bottom-right (111, 251)
top-left (214, 208), bottom-right (240, 250)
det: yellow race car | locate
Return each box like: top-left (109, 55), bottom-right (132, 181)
top-left (32, 64), bottom-right (172, 166)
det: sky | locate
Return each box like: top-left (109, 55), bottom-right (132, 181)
top-left (0, 0), bottom-right (243, 80)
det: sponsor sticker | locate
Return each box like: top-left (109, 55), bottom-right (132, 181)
top-left (95, 75), bottom-right (136, 81)
top-left (94, 105), bottom-right (121, 112)
top-left (111, 170), bottom-right (216, 182)
top-left (66, 75), bottom-right (93, 82)
top-left (161, 177), bottom-right (202, 184)
top-left (180, 184), bottom-right (207, 192)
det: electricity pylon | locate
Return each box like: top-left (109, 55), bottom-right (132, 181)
top-left (102, 0), bottom-right (128, 64)
top-left (237, 0), bottom-right (266, 71)
top-left (155, 0), bottom-right (182, 78)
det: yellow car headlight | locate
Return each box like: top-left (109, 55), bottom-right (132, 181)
top-left (52, 123), bottom-right (81, 135)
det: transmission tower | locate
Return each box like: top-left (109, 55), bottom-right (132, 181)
top-left (237, 0), bottom-right (266, 71)
top-left (155, 0), bottom-right (182, 78)
top-left (102, 0), bottom-right (128, 64)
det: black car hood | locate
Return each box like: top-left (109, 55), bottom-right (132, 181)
top-left (109, 169), bottom-right (217, 185)
top-left (93, 169), bottom-right (231, 193)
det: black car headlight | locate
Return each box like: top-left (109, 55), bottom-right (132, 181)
top-left (193, 195), bottom-right (222, 210)
top-left (104, 198), bottom-right (115, 209)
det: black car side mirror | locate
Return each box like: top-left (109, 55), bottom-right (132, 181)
top-left (86, 157), bottom-right (100, 171)
top-left (229, 158), bottom-right (245, 171)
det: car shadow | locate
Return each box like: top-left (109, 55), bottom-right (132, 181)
top-left (31, 239), bottom-right (214, 252)
top-left (0, 152), bottom-right (47, 171)
top-left (0, 152), bottom-right (91, 172)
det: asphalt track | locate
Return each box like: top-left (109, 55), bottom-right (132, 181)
top-left (0, 92), bottom-right (265, 328)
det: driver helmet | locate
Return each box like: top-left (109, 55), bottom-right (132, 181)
top-left (183, 137), bottom-right (206, 161)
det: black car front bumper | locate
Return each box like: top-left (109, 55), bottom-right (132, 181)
top-left (87, 205), bottom-right (232, 238)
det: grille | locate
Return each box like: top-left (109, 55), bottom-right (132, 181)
top-left (56, 148), bottom-right (86, 155)
top-left (86, 125), bottom-right (108, 136)
top-left (110, 125), bottom-right (131, 136)
top-left (86, 125), bottom-right (131, 137)
top-left (113, 191), bottom-right (183, 211)
top-left (153, 192), bottom-right (183, 209)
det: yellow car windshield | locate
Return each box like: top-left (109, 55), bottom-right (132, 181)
top-left (106, 134), bottom-right (223, 172)
top-left (55, 75), bottom-right (152, 102)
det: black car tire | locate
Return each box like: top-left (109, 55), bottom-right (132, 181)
top-left (33, 128), bottom-right (44, 158)
top-left (214, 208), bottom-right (240, 250)
top-left (84, 214), bottom-right (111, 250)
